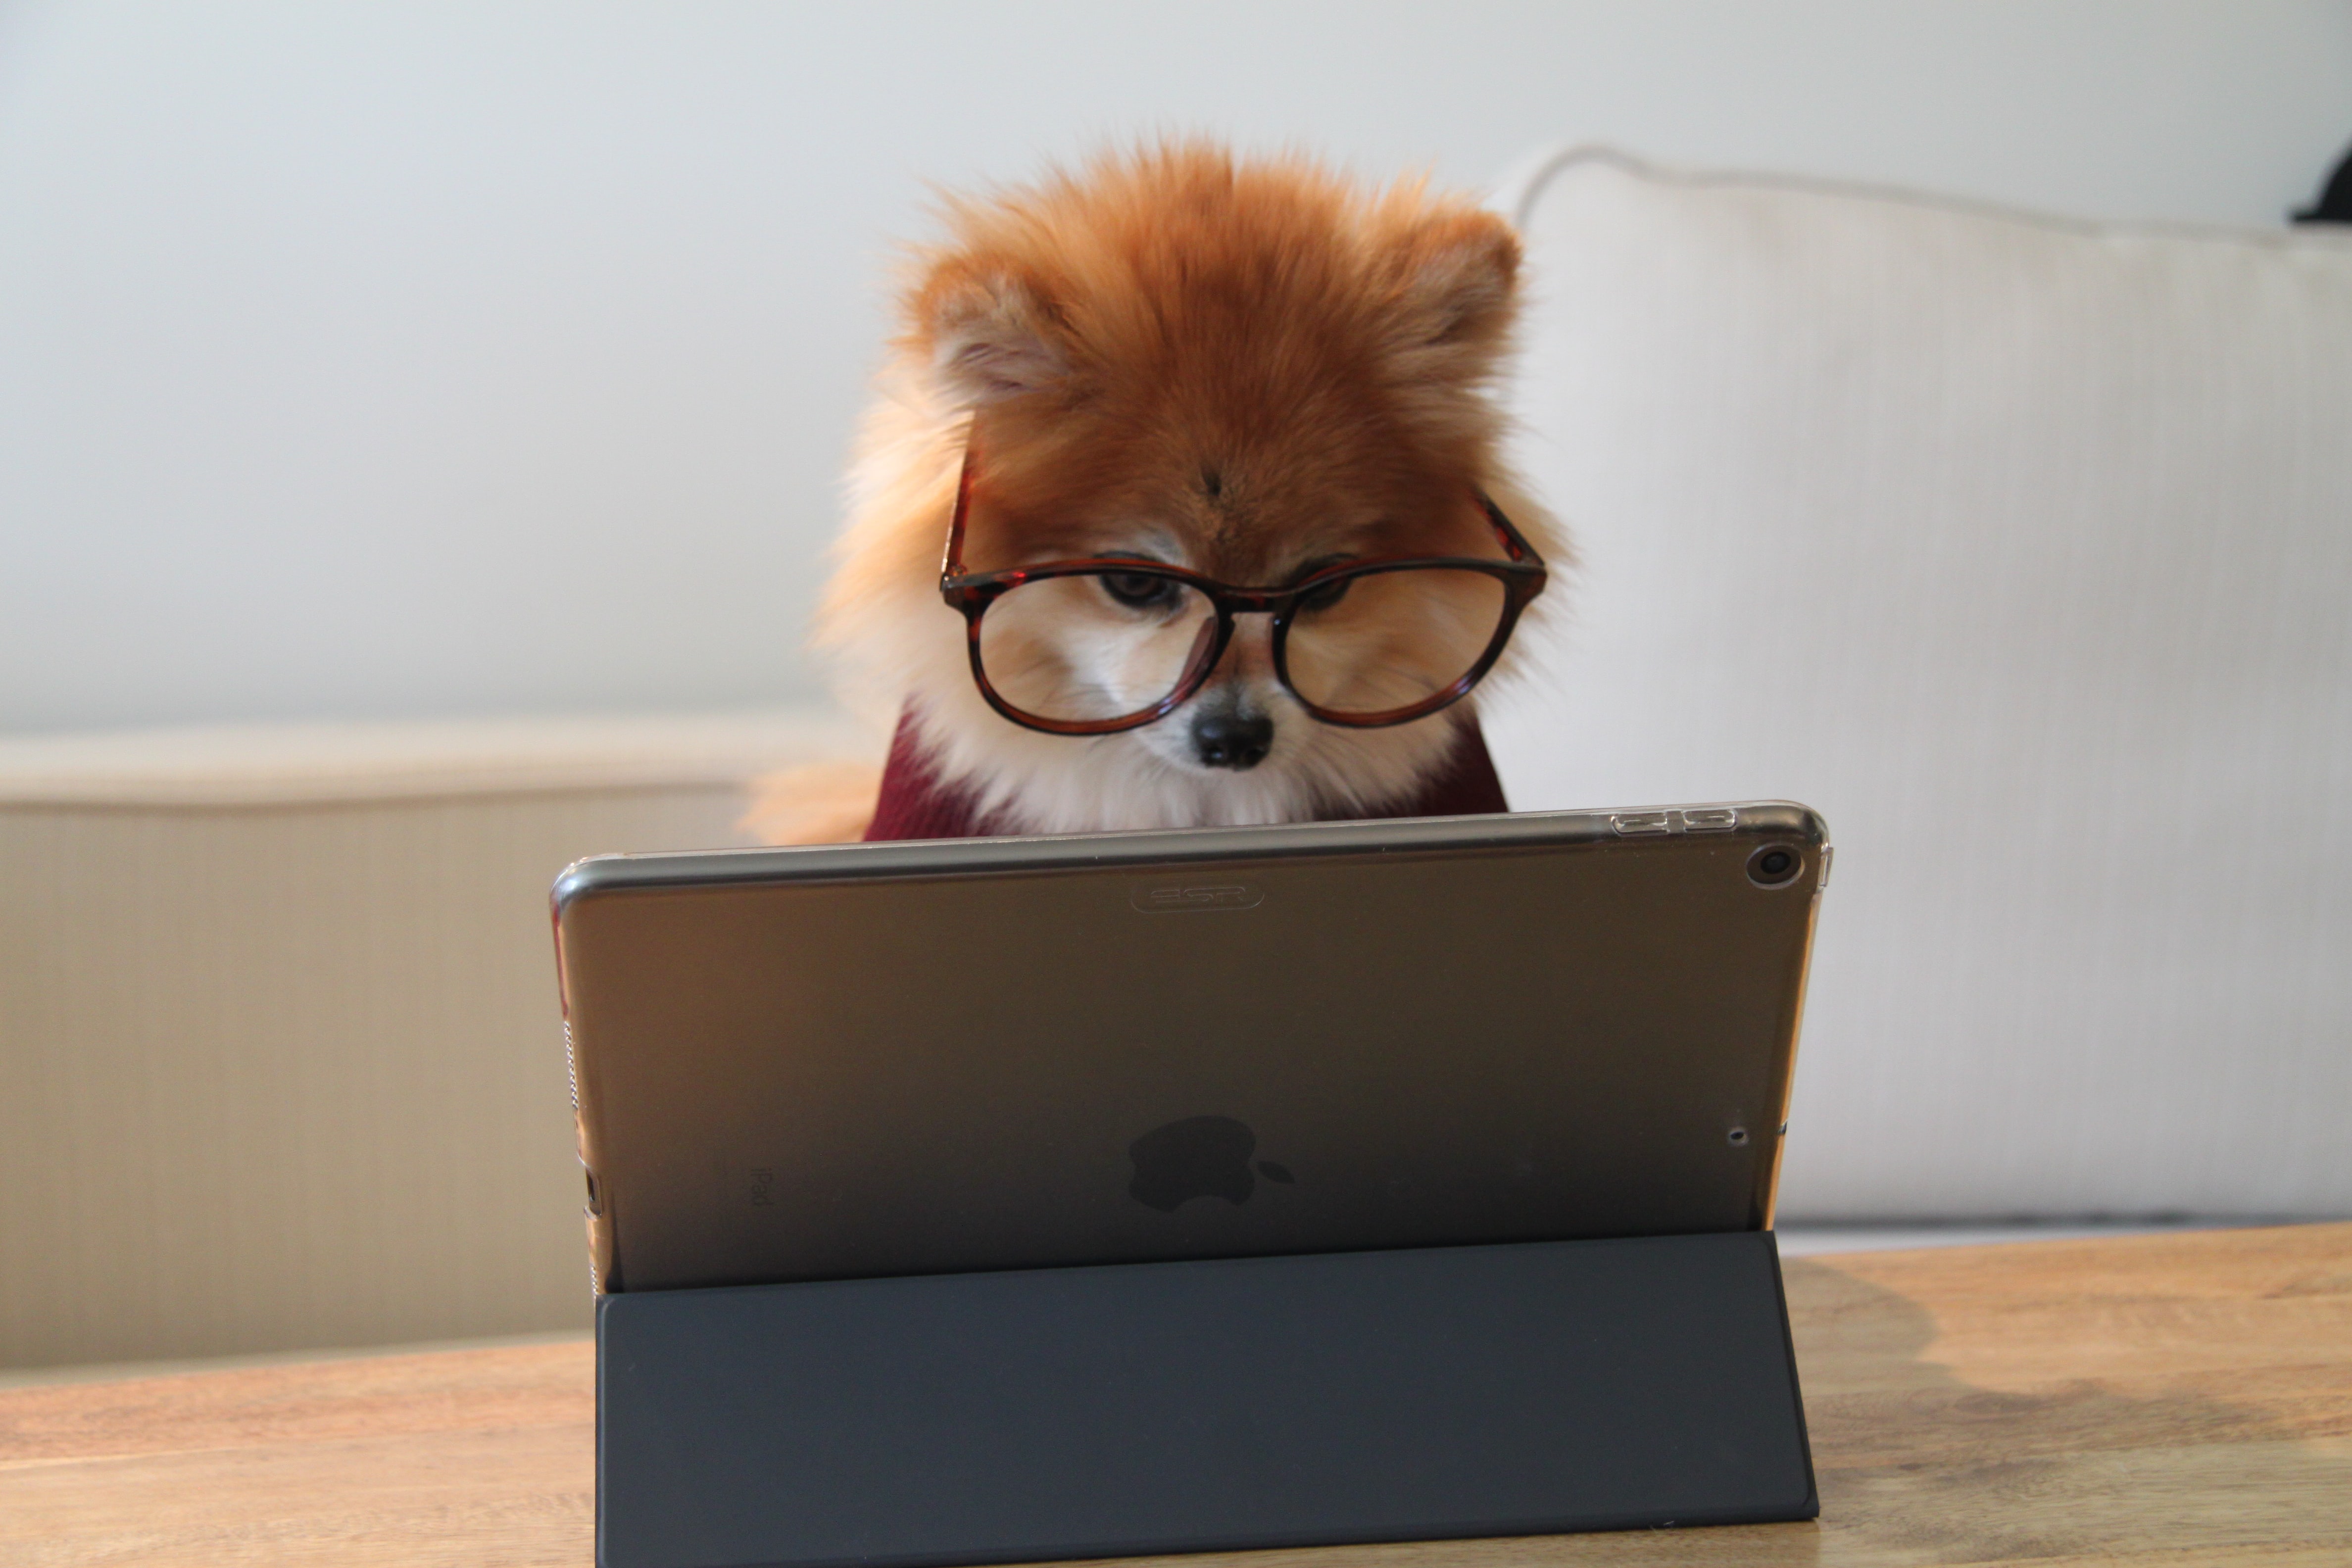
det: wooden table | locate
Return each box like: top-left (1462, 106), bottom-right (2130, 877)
top-left (3, 1224), bottom-right (2347, 1567)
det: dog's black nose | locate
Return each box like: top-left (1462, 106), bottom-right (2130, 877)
top-left (1192, 711), bottom-right (1274, 770)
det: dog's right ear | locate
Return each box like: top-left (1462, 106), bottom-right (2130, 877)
top-left (1386, 210), bottom-right (1521, 371)
top-left (918, 263), bottom-right (1072, 407)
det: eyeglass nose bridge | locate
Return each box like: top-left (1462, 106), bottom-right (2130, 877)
top-left (1169, 595), bottom-right (1279, 708)
top-left (1219, 587), bottom-right (1291, 615)
top-left (1183, 587), bottom-right (1302, 680)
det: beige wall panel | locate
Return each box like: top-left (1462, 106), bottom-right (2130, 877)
top-left (0, 787), bottom-right (756, 1369)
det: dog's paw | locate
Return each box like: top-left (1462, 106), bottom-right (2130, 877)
top-left (739, 759), bottom-right (882, 845)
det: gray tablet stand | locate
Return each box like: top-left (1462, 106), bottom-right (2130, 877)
top-left (597, 1231), bottom-right (1816, 1568)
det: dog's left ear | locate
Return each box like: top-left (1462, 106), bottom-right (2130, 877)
top-left (917, 262), bottom-right (1074, 408)
top-left (1388, 210), bottom-right (1521, 375)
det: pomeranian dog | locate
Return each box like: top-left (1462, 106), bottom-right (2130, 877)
top-left (747, 142), bottom-right (1562, 844)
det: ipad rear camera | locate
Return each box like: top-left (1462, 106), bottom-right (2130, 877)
top-left (1747, 844), bottom-right (1803, 887)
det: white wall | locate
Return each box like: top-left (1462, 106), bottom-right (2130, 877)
top-left (2, 0), bottom-right (2348, 734)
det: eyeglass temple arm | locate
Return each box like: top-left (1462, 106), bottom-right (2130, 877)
top-left (1478, 492), bottom-right (1539, 566)
top-left (940, 443), bottom-right (980, 581)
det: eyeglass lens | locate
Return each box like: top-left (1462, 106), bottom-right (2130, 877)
top-left (976, 575), bottom-right (1221, 724)
top-left (1280, 567), bottom-right (1509, 714)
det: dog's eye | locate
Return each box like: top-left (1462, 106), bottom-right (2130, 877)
top-left (1294, 559), bottom-right (1357, 614)
top-left (1099, 570), bottom-right (1180, 611)
top-left (1297, 577), bottom-right (1352, 613)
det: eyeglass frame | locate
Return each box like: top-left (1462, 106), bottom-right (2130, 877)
top-left (937, 442), bottom-right (1549, 736)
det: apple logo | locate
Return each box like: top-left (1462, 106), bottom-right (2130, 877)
top-left (1128, 1115), bottom-right (1295, 1212)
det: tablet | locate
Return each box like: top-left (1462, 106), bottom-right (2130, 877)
top-left (552, 804), bottom-right (1827, 1293)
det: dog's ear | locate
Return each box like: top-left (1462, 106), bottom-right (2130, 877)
top-left (1390, 210), bottom-right (1521, 366)
top-left (918, 263), bottom-right (1072, 407)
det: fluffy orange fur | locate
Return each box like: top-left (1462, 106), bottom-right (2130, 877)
top-left (758, 142), bottom-right (1564, 841)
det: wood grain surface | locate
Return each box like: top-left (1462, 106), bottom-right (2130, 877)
top-left (2, 1223), bottom-right (2346, 1567)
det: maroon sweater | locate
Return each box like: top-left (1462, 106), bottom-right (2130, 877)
top-left (864, 709), bottom-right (1509, 841)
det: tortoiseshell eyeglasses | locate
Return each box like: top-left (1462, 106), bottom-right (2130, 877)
top-left (937, 444), bottom-right (1547, 737)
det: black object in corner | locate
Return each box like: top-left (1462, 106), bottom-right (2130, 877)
top-left (596, 1232), bottom-right (1817, 1568)
top-left (2294, 141), bottom-right (2352, 224)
